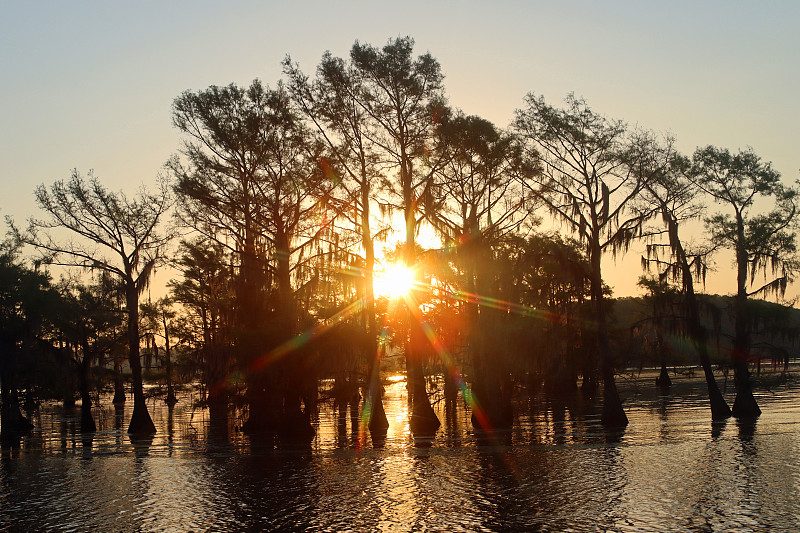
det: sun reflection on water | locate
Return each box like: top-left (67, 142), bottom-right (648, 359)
top-left (3, 372), bottom-right (800, 531)
top-left (384, 376), bottom-right (411, 447)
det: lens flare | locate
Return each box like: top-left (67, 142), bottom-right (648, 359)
top-left (373, 263), bottom-right (416, 299)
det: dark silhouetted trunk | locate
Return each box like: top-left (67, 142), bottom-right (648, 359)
top-left (731, 215), bottom-right (760, 418)
top-left (205, 344), bottom-right (229, 405)
top-left (240, 220), bottom-right (280, 439)
top-left (443, 371), bottom-right (458, 403)
top-left (470, 309), bottom-right (513, 432)
top-left (275, 227), bottom-right (314, 444)
top-left (580, 325), bottom-right (599, 396)
top-left (62, 358), bottom-right (76, 409)
top-left (591, 239), bottom-right (627, 427)
top-left (113, 355), bottom-right (126, 405)
top-left (407, 320), bottom-right (440, 435)
top-left (548, 334), bottom-right (579, 393)
top-left (682, 277), bottom-right (731, 419)
top-left (403, 160), bottom-right (439, 435)
top-left (362, 191), bottom-right (389, 433)
top-left (163, 314), bottom-right (177, 406)
top-left (656, 200), bottom-right (730, 418)
top-left (655, 362), bottom-right (672, 389)
top-left (78, 344), bottom-right (96, 432)
top-left (472, 226), bottom-right (514, 432)
top-left (201, 294), bottom-right (227, 405)
top-left (0, 363), bottom-right (33, 434)
top-left (126, 284), bottom-right (156, 434)
top-left (654, 331), bottom-right (672, 389)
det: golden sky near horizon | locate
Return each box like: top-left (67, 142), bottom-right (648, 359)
top-left (1, 1), bottom-right (798, 301)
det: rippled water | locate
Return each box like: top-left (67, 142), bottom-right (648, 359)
top-left (2, 370), bottom-right (799, 532)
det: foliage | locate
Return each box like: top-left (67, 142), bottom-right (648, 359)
top-left (7, 36), bottom-right (800, 441)
top-left (515, 93), bottom-right (658, 425)
top-left (0, 240), bottom-right (62, 429)
top-left (17, 170), bottom-right (173, 433)
top-left (692, 146), bottom-right (799, 300)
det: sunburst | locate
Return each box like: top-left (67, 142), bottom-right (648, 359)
top-left (373, 262), bottom-right (416, 299)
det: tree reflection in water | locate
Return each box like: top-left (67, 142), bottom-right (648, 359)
top-left (0, 372), bottom-right (799, 531)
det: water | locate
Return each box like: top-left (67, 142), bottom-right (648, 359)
top-left (1, 370), bottom-right (799, 532)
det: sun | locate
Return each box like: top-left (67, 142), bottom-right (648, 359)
top-left (373, 262), bottom-right (416, 299)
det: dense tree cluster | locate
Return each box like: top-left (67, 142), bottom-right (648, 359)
top-left (3, 37), bottom-right (798, 443)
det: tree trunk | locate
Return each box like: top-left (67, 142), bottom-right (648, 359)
top-left (239, 222), bottom-right (281, 439)
top-left (655, 362), bottom-right (672, 389)
top-left (471, 309), bottom-right (513, 431)
top-left (731, 216), bottom-right (760, 418)
top-left (467, 227), bottom-right (514, 432)
top-left (732, 352), bottom-right (761, 418)
top-left (113, 355), bottom-right (126, 405)
top-left (683, 285), bottom-right (731, 420)
top-left (591, 241), bottom-right (627, 426)
top-left (580, 325), bottom-right (599, 397)
top-left (78, 348), bottom-right (96, 433)
top-left (276, 228), bottom-right (314, 444)
top-left (548, 329), bottom-right (579, 393)
top-left (0, 363), bottom-right (33, 434)
top-left (126, 283), bottom-right (156, 434)
top-left (163, 315), bottom-right (177, 406)
top-left (362, 194), bottom-right (389, 433)
top-left (443, 371), bottom-right (458, 403)
top-left (403, 175), bottom-right (439, 434)
top-left (654, 331), bottom-right (672, 389)
top-left (661, 209), bottom-right (731, 419)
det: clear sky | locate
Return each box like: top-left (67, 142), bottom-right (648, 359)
top-left (2, 1), bottom-right (798, 300)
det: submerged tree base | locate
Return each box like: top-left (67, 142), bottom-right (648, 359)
top-left (601, 379), bottom-right (629, 427)
top-left (80, 407), bottom-right (96, 433)
top-left (113, 388), bottom-right (126, 405)
top-left (470, 395), bottom-right (513, 434)
top-left (410, 403), bottom-right (441, 437)
top-left (581, 375), bottom-right (599, 398)
top-left (731, 363), bottom-right (761, 419)
top-left (367, 396), bottom-right (390, 432)
top-left (128, 405), bottom-right (156, 435)
top-left (601, 404), bottom-right (629, 427)
top-left (242, 408), bottom-right (315, 447)
top-left (708, 387), bottom-right (732, 421)
top-left (732, 390), bottom-right (761, 419)
top-left (655, 365), bottom-right (672, 388)
top-left (0, 409), bottom-right (34, 434)
top-left (279, 410), bottom-right (315, 446)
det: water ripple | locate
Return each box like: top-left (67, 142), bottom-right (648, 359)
top-left (1, 372), bottom-right (800, 532)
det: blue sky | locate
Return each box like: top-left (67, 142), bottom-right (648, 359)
top-left (2, 1), bottom-right (798, 298)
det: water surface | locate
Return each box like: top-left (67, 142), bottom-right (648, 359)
top-left (1, 370), bottom-right (799, 532)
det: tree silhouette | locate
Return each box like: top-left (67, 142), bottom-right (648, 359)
top-left (633, 134), bottom-right (731, 419)
top-left (0, 239), bottom-right (58, 434)
top-left (429, 113), bottom-right (531, 430)
top-left (691, 146), bottom-right (799, 417)
top-left (20, 171), bottom-right (173, 434)
top-left (57, 275), bottom-right (125, 431)
top-left (347, 36), bottom-right (448, 433)
top-left (509, 233), bottom-right (592, 392)
top-left (515, 94), bottom-right (654, 426)
top-left (172, 80), bottom-right (332, 440)
top-left (168, 238), bottom-right (234, 405)
top-left (140, 297), bottom-right (178, 406)
top-left (284, 52), bottom-right (391, 433)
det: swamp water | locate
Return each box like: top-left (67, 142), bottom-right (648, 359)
top-left (1, 370), bottom-right (799, 532)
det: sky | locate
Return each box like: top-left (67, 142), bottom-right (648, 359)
top-left (1, 1), bottom-right (798, 300)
